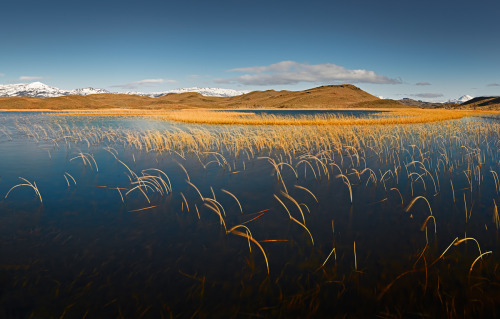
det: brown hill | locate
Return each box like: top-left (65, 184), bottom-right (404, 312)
top-left (0, 84), bottom-right (404, 110)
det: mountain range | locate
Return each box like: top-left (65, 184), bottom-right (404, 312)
top-left (1, 82), bottom-right (492, 110)
top-left (0, 82), bottom-right (249, 98)
top-left (0, 84), bottom-right (404, 110)
top-left (0, 82), bottom-right (474, 105)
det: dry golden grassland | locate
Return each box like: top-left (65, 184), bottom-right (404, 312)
top-left (159, 108), bottom-right (474, 125)
top-left (29, 107), bottom-right (494, 126)
top-left (4, 106), bottom-right (500, 126)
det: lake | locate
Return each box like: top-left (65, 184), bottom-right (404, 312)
top-left (1, 111), bottom-right (499, 318)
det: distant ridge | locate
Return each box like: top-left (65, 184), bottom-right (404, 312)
top-left (448, 95), bottom-right (473, 104)
top-left (0, 82), bottom-right (109, 98)
top-left (398, 95), bottom-right (476, 108)
top-left (126, 87), bottom-right (250, 98)
top-left (448, 96), bottom-right (500, 110)
top-left (0, 84), bottom-right (405, 110)
top-left (0, 82), bottom-right (249, 98)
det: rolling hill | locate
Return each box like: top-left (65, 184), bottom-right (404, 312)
top-left (0, 84), bottom-right (405, 110)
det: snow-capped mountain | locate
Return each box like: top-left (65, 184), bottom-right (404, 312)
top-left (126, 87), bottom-right (250, 98)
top-left (0, 82), bottom-right (110, 98)
top-left (0, 82), bottom-right (65, 98)
top-left (70, 87), bottom-right (110, 96)
top-left (0, 82), bottom-right (248, 98)
top-left (448, 95), bottom-right (474, 104)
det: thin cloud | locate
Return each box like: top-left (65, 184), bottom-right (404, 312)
top-left (416, 82), bottom-right (431, 86)
top-left (0, 73), bottom-right (5, 77)
top-left (110, 78), bottom-right (176, 89)
top-left (19, 76), bottom-right (44, 81)
top-left (487, 83), bottom-right (500, 87)
top-left (411, 93), bottom-right (444, 98)
top-left (214, 61), bottom-right (402, 86)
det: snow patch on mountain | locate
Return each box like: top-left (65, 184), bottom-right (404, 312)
top-left (0, 82), bottom-right (110, 98)
top-left (0, 82), bottom-right (249, 98)
top-left (448, 95), bottom-right (474, 104)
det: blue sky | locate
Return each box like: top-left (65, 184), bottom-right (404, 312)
top-left (1, 0), bottom-right (499, 101)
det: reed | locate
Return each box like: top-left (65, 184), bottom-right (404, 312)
top-left (221, 188), bottom-right (243, 214)
top-left (405, 196), bottom-right (433, 216)
top-left (5, 177), bottom-right (43, 204)
top-left (293, 185), bottom-right (318, 203)
top-left (180, 192), bottom-right (189, 212)
top-left (468, 251), bottom-right (492, 283)
top-left (228, 230), bottom-right (270, 275)
top-left (493, 199), bottom-right (500, 230)
top-left (336, 174), bottom-right (353, 204)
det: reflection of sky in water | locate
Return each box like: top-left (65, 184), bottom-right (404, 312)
top-left (1, 111), bottom-right (500, 317)
top-left (224, 109), bottom-right (386, 118)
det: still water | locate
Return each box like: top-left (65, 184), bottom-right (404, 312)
top-left (0, 112), bottom-right (499, 318)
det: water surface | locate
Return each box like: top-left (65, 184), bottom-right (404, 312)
top-left (1, 112), bottom-right (499, 318)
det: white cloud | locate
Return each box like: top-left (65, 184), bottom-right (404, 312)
top-left (110, 78), bottom-right (176, 89)
top-left (0, 73), bottom-right (5, 77)
top-left (19, 76), bottom-right (44, 81)
top-left (214, 61), bottom-right (401, 86)
top-left (416, 82), bottom-right (431, 86)
top-left (412, 93), bottom-right (444, 98)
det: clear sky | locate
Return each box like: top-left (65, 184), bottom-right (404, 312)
top-left (1, 0), bottom-right (499, 101)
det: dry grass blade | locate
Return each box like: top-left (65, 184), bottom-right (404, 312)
top-left (203, 197), bottom-right (226, 217)
top-left (221, 188), bottom-right (243, 214)
top-left (125, 185), bottom-right (151, 204)
top-left (294, 185), bottom-right (318, 203)
top-left (241, 209), bottom-right (270, 225)
top-left (389, 188), bottom-right (404, 206)
top-left (229, 230), bottom-right (269, 275)
top-left (203, 202), bottom-right (227, 232)
top-left (354, 241), bottom-right (358, 271)
top-left (176, 161), bottom-right (190, 182)
top-left (65, 172), bottom-right (77, 185)
top-left (429, 237), bottom-right (458, 268)
top-left (281, 191), bottom-right (306, 225)
top-left (274, 194), bottom-right (292, 219)
top-left (493, 199), bottom-right (500, 230)
top-left (128, 205), bottom-right (158, 213)
top-left (142, 168), bottom-right (172, 192)
top-left (468, 251), bottom-right (492, 282)
top-left (5, 177), bottom-right (43, 204)
top-left (336, 174), bottom-right (352, 204)
top-left (454, 237), bottom-right (483, 257)
top-left (116, 187), bottom-right (124, 203)
top-left (290, 216), bottom-right (314, 246)
top-left (318, 247), bottom-right (336, 271)
top-left (405, 196), bottom-right (433, 216)
top-left (63, 174), bottom-right (70, 187)
top-left (186, 180), bottom-right (204, 201)
top-left (420, 215), bottom-right (437, 234)
top-left (180, 192), bottom-right (189, 212)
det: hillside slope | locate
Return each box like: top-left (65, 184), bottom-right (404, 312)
top-left (0, 84), bottom-right (404, 110)
top-left (453, 96), bottom-right (500, 110)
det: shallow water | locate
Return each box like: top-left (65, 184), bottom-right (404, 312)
top-left (227, 109), bottom-right (386, 118)
top-left (1, 112), bottom-right (500, 318)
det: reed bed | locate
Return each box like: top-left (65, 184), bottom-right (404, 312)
top-left (160, 108), bottom-right (474, 125)
top-left (49, 107), bottom-right (478, 125)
